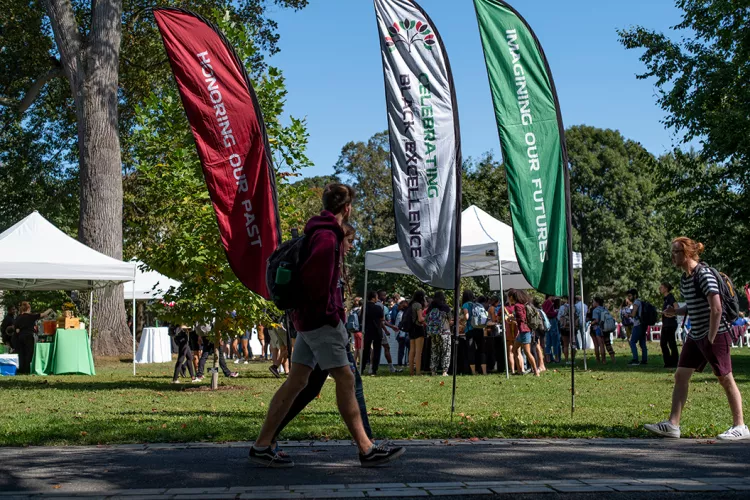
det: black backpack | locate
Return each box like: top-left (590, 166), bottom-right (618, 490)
top-left (266, 229), bottom-right (339, 310)
top-left (639, 300), bottom-right (658, 327)
top-left (693, 263), bottom-right (741, 338)
top-left (399, 304), bottom-right (415, 333)
top-left (266, 236), bottom-right (307, 310)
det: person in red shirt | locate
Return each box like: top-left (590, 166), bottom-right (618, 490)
top-left (508, 289), bottom-right (540, 376)
top-left (250, 184), bottom-right (405, 468)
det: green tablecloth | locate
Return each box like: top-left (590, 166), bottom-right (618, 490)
top-left (31, 342), bottom-right (53, 376)
top-left (31, 329), bottom-right (95, 376)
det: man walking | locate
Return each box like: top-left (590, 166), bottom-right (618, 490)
top-left (250, 183), bottom-right (405, 467)
top-left (645, 237), bottom-right (748, 440)
top-left (361, 291), bottom-right (385, 375)
top-left (626, 289), bottom-right (648, 366)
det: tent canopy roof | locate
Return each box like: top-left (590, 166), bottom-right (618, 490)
top-left (365, 205), bottom-right (531, 290)
top-left (0, 212), bottom-right (136, 290)
top-left (124, 261), bottom-right (181, 301)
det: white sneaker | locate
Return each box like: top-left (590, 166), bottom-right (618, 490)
top-left (644, 421), bottom-right (680, 438)
top-left (171, 379), bottom-right (181, 384)
top-left (243, 360), bottom-right (249, 364)
top-left (717, 425), bottom-right (750, 441)
top-left (234, 359), bottom-right (240, 364)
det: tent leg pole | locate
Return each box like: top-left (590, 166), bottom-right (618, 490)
top-left (89, 290), bottom-right (94, 348)
top-left (579, 268), bottom-right (587, 371)
top-left (361, 269), bottom-right (368, 374)
top-left (132, 281), bottom-right (137, 376)
top-left (497, 243), bottom-right (509, 380)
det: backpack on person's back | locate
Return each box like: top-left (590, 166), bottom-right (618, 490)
top-left (470, 303), bottom-right (489, 329)
top-left (639, 300), bottom-right (658, 327)
top-left (346, 308), bottom-right (360, 333)
top-left (558, 304), bottom-right (570, 329)
top-left (266, 229), bottom-right (339, 311)
top-left (426, 307), bottom-right (448, 337)
top-left (525, 304), bottom-right (543, 333)
top-left (692, 262), bottom-right (741, 341)
top-left (601, 310), bottom-right (617, 333)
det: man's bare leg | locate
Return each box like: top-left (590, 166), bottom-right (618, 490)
top-left (328, 365), bottom-right (372, 454)
top-left (718, 372), bottom-right (745, 427)
top-left (669, 367), bottom-right (694, 426)
top-left (255, 363), bottom-right (313, 447)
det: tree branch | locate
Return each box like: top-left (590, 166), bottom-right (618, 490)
top-left (44, 0), bottom-right (83, 90)
top-left (15, 67), bottom-right (64, 114)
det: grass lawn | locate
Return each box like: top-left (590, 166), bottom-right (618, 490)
top-left (1, 341), bottom-right (748, 447)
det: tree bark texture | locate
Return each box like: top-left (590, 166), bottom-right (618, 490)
top-left (46, 0), bottom-right (130, 356)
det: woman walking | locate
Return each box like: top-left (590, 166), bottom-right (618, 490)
top-left (426, 291), bottom-right (452, 377)
top-left (508, 289), bottom-right (539, 376)
top-left (407, 290), bottom-right (427, 376)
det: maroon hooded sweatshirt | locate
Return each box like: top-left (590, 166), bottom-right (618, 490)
top-left (291, 211), bottom-right (346, 332)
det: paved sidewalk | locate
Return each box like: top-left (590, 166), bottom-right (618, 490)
top-left (1, 439), bottom-right (750, 499)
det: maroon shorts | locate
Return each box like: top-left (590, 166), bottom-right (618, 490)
top-left (353, 331), bottom-right (363, 350)
top-left (678, 333), bottom-right (733, 377)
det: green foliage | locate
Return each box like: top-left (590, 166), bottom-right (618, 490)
top-left (566, 126), bottom-right (673, 305)
top-left (461, 152), bottom-right (510, 225)
top-left (125, 11), bottom-right (311, 335)
top-left (618, 0), bottom-right (750, 286)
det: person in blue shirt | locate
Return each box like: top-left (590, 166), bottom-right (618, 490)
top-left (733, 313), bottom-right (748, 328)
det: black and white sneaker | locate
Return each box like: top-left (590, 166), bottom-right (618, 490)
top-left (248, 445), bottom-right (294, 468)
top-left (359, 444), bottom-right (406, 468)
top-left (627, 360), bottom-right (640, 366)
top-left (644, 420), bottom-right (680, 438)
top-left (269, 365), bottom-right (281, 379)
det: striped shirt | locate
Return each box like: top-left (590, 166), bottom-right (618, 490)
top-left (680, 266), bottom-right (729, 340)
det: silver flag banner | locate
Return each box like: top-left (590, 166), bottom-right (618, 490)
top-left (373, 0), bottom-right (461, 289)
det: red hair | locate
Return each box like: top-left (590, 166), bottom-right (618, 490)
top-left (672, 237), bottom-right (705, 261)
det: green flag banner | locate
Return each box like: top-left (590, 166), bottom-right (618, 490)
top-left (474, 0), bottom-right (569, 296)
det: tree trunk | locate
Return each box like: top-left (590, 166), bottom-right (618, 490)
top-left (45, 0), bottom-right (128, 356)
top-left (80, 1), bottom-right (128, 356)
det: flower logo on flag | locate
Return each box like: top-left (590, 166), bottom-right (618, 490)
top-left (383, 18), bottom-right (436, 53)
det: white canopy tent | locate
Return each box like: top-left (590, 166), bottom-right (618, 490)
top-left (125, 261), bottom-right (181, 375)
top-left (365, 205), bottom-right (532, 289)
top-left (364, 205), bottom-right (535, 379)
top-left (0, 211), bottom-right (136, 352)
top-left (124, 261), bottom-right (181, 301)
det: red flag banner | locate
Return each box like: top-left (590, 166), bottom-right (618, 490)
top-left (154, 8), bottom-right (280, 298)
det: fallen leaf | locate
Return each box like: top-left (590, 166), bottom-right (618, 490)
top-left (491, 412), bottom-right (500, 418)
top-left (198, 416), bottom-right (203, 421)
top-left (371, 407), bottom-right (385, 411)
top-left (420, 401), bottom-right (429, 406)
top-left (458, 413), bottom-right (465, 417)
top-left (80, 431), bottom-right (88, 436)
top-left (439, 381), bottom-right (445, 386)
top-left (52, 485), bottom-right (61, 490)
top-left (469, 437), bottom-right (480, 442)
top-left (181, 424), bottom-right (187, 429)
top-left (161, 424), bottom-right (167, 429)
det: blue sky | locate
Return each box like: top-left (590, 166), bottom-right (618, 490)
top-left (268, 0), bottom-right (687, 178)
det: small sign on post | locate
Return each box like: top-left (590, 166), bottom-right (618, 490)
top-left (572, 252), bottom-right (583, 270)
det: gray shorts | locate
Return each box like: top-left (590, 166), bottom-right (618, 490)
top-left (268, 328), bottom-right (287, 350)
top-left (292, 321), bottom-right (348, 371)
